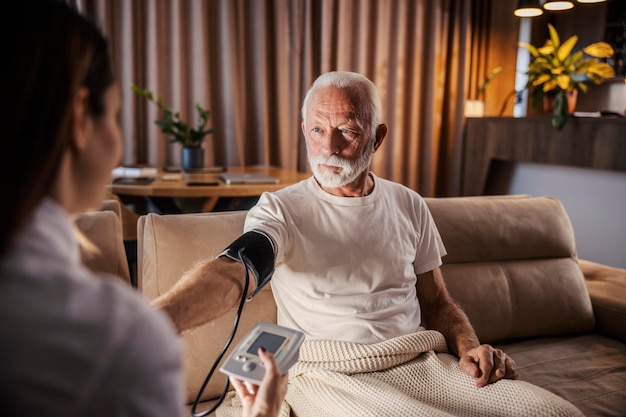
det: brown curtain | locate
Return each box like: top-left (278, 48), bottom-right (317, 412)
top-left (73, 0), bottom-right (497, 197)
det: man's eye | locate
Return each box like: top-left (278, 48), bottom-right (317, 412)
top-left (312, 127), bottom-right (322, 133)
top-left (341, 128), bottom-right (358, 139)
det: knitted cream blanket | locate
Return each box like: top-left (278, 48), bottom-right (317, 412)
top-left (216, 330), bottom-right (582, 417)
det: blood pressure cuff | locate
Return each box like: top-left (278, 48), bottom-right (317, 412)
top-left (218, 230), bottom-right (275, 301)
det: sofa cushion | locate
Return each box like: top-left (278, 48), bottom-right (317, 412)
top-left (138, 211), bottom-right (277, 404)
top-left (496, 333), bottom-right (626, 417)
top-left (425, 196), bottom-right (595, 343)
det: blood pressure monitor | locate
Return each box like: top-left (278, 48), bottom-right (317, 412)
top-left (220, 322), bottom-right (305, 385)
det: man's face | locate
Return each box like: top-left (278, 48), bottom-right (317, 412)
top-left (302, 87), bottom-right (374, 188)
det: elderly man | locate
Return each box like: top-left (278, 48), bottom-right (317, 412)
top-left (155, 71), bottom-right (582, 417)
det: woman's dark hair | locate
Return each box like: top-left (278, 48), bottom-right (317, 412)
top-left (0, 0), bottom-right (114, 256)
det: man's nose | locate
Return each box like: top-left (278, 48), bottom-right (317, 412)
top-left (320, 128), bottom-right (344, 155)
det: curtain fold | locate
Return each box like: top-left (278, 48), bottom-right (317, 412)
top-left (74, 0), bottom-right (496, 197)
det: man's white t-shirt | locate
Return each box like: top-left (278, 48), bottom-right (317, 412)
top-left (245, 174), bottom-right (446, 344)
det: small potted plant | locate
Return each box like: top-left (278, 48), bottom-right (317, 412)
top-left (520, 23), bottom-right (615, 130)
top-left (131, 84), bottom-right (215, 170)
top-left (465, 66), bottom-right (504, 117)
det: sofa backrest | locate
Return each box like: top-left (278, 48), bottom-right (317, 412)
top-left (425, 196), bottom-right (595, 343)
top-left (137, 210), bottom-right (276, 404)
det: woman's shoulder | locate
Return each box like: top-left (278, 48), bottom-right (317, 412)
top-left (3, 266), bottom-right (181, 358)
top-left (89, 274), bottom-right (182, 356)
top-left (0, 267), bottom-right (183, 415)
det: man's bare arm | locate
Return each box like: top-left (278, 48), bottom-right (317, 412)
top-left (417, 267), bottom-right (517, 386)
top-left (416, 267), bottom-right (479, 357)
top-left (152, 257), bottom-right (253, 333)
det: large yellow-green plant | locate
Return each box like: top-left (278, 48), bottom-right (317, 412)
top-left (520, 23), bottom-right (615, 130)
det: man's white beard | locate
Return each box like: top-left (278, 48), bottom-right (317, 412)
top-left (307, 142), bottom-right (374, 188)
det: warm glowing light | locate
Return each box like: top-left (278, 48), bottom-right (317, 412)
top-left (576, 0), bottom-right (606, 3)
top-left (514, 7), bottom-right (544, 17)
top-left (515, 0), bottom-right (545, 17)
top-left (542, 1), bottom-right (575, 10)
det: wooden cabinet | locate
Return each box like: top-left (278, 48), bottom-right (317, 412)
top-left (462, 116), bottom-right (626, 196)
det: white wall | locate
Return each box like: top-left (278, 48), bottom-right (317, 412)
top-left (486, 162), bottom-right (626, 269)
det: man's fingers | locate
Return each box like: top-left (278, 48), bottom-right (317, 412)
top-left (487, 350), bottom-right (506, 384)
top-left (474, 346), bottom-right (494, 387)
top-left (505, 355), bottom-right (518, 379)
top-left (485, 349), bottom-right (517, 384)
top-left (460, 345), bottom-right (519, 388)
top-left (459, 356), bottom-right (480, 379)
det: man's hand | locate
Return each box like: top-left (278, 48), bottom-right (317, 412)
top-left (229, 347), bottom-right (288, 417)
top-left (459, 344), bottom-right (518, 387)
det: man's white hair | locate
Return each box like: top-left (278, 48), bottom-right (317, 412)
top-left (301, 71), bottom-right (382, 140)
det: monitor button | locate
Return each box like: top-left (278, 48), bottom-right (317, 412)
top-left (243, 362), bottom-right (256, 372)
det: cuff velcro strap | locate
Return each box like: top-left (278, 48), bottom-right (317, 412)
top-left (218, 230), bottom-right (275, 300)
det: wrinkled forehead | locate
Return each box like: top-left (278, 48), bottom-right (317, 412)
top-left (306, 86), bottom-right (362, 124)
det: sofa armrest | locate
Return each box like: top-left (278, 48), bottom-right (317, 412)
top-left (579, 259), bottom-right (626, 343)
top-left (74, 204), bottom-right (131, 285)
top-left (137, 211), bottom-right (278, 404)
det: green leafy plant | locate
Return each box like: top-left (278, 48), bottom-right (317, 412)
top-left (519, 23), bottom-right (615, 130)
top-left (131, 84), bottom-right (215, 147)
top-left (476, 66), bottom-right (504, 99)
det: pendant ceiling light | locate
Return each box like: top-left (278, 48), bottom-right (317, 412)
top-left (514, 0), bottom-right (544, 17)
top-left (514, 0), bottom-right (604, 17)
top-left (541, 0), bottom-right (575, 11)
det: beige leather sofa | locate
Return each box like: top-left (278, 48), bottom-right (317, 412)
top-left (137, 195), bottom-right (626, 417)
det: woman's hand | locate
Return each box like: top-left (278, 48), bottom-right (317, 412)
top-left (229, 347), bottom-right (288, 417)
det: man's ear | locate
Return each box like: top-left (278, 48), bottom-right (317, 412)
top-left (373, 124), bottom-right (387, 151)
top-left (70, 87), bottom-right (91, 152)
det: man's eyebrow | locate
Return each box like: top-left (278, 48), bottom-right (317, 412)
top-left (340, 118), bottom-right (363, 127)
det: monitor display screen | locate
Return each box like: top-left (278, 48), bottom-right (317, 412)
top-left (247, 331), bottom-right (286, 355)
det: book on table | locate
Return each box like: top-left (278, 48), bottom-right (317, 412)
top-left (111, 166), bottom-right (157, 184)
top-left (112, 166), bottom-right (157, 179)
top-left (219, 172), bottom-right (279, 184)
